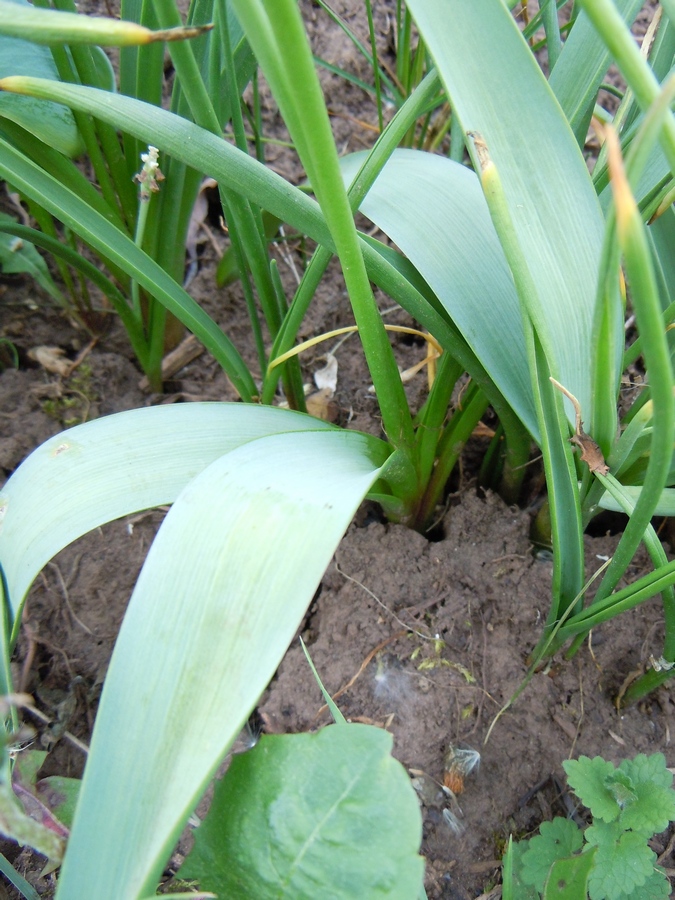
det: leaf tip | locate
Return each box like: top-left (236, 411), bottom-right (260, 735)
top-left (605, 126), bottom-right (637, 233)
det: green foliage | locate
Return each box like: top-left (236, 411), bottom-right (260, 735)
top-left (0, 213), bottom-right (64, 305)
top-left (521, 819), bottom-right (585, 891)
top-left (509, 754), bottom-right (675, 900)
top-left (4, 1), bottom-right (675, 897)
top-left (180, 725), bottom-right (423, 898)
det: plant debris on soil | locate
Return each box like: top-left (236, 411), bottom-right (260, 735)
top-left (1, 1), bottom-right (675, 897)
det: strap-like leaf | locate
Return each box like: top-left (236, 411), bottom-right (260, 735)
top-left (54, 429), bottom-right (388, 899)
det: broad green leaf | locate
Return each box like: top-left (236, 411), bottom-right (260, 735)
top-left (624, 867), bottom-right (672, 900)
top-left (586, 822), bottom-right (655, 900)
top-left (563, 756), bottom-right (621, 822)
top-left (339, 149), bottom-right (538, 439)
top-left (620, 780), bottom-right (675, 837)
top-left (0, 403), bottom-right (343, 639)
top-left (521, 818), bottom-right (584, 892)
top-left (405, 0), bottom-right (608, 427)
top-left (543, 849), bottom-right (596, 900)
top-left (0, 1), bottom-right (81, 157)
top-left (0, 213), bottom-right (64, 304)
top-left (54, 429), bottom-right (389, 899)
top-left (550, 0), bottom-right (643, 145)
top-left (180, 726), bottom-right (424, 898)
top-left (508, 839), bottom-right (543, 900)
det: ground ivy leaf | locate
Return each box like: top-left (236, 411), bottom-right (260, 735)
top-left (586, 823), bottom-right (654, 900)
top-left (563, 757), bottom-right (621, 822)
top-left (620, 754), bottom-right (673, 791)
top-left (179, 724), bottom-right (424, 899)
top-left (619, 780), bottom-right (675, 837)
top-left (520, 818), bottom-right (583, 892)
top-left (622, 866), bottom-right (672, 900)
top-left (508, 840), bottom-right (541, 900)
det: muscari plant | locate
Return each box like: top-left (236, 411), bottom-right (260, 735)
top-left (2, 0), bottom-right (675, 897)
top-left (0, 0), bottom-right (261, 391)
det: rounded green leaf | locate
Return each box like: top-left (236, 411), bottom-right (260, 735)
top-left (181, 725), bottom-right (424, 898)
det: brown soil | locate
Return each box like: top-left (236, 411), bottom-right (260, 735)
top-left (1, 2), bottom-right (674, 898)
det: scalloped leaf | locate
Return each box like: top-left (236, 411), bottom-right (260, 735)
top-left (563, 756), bottom-right (621, 822)
top-left (586, 822), bottom-right (655, 900)
top-left (619, 780), bottom-right (675, 837)
top-left (620, 753), bottom-right (674, 790)
top-left (521, 818), bottom-right (584, 892)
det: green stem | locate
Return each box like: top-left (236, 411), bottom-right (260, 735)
top-left (414, 352), bottom-right (464, 493)
top-left (414, 383), bottom-right (490, 530)
top-left (263, 69), bottom-right (441, 405)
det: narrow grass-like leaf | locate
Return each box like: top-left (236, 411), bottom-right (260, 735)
top-left (0, 217), bottom-right (64, 305)
top-left (0, 222), bottom-right (147, 358)
top-left (0, 1), bottom-right (210, 46)
top-left (579, 0), bottom-right (675, 178)
top-left (0, 852), bottom-right (40, 900)
top-left (549, 0), bottom-right (643, 145)
top-left (54, 430), bottom-right (388, 899)
top-left (229, 0), bottom-right (415, 453)
top-left (0, 6), bottom-right (80, 156)
top-left (0, 136), bottom-right (256, 399)
top-left (0, 77), bottom-right (514, 419)
top-left (593, 131), bottom-right (675, 609)
top-left (300, 637), bottom-right (347, 725)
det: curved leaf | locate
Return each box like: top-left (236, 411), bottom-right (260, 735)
top-left (0, 403), bottom-right (350, 637)
top-left (54, 429), bottom-right (388, 899)
top-left (405, 0), bottom-right (608, 426)
top-left (340, 149), bottom-right (538, 438)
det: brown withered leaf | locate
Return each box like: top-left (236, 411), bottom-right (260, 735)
top-left (28, 346), bottom-right (71, 377)
top-left (570, 431), bottom-right (609, 475)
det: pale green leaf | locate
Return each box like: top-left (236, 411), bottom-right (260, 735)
top-left (599, 484), bottom-right (675, 515)
top-left (54, 429), bottom-right (388, 899)
top-left (340, 149), bottom-right (538, 439)
top-left (0, 403), bottom-right (341, 639)
top-left (406, 0), bottom-right (608, 426)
